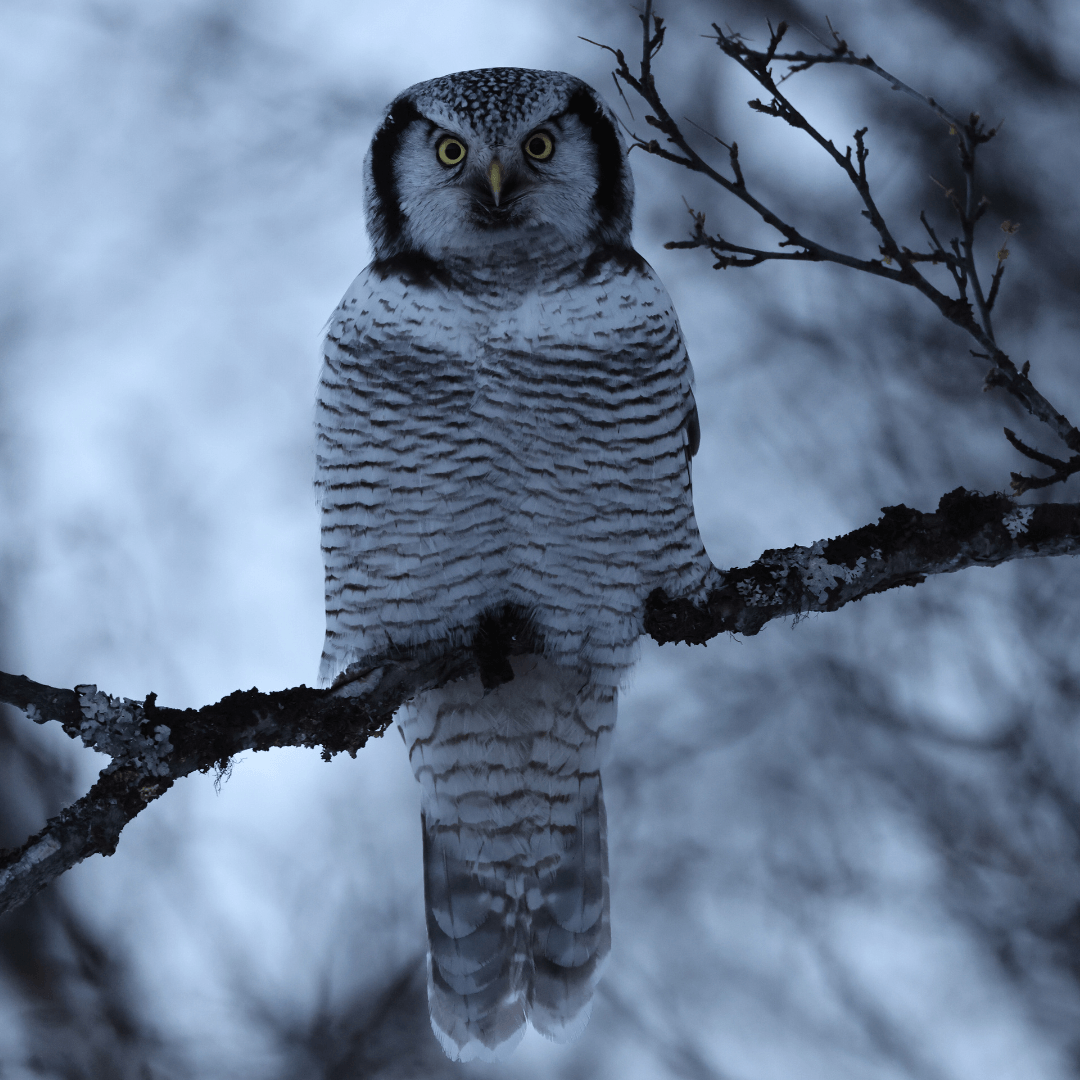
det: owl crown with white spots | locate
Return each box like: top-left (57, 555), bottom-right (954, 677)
top-left (364, 67), bottom-right (635, 261)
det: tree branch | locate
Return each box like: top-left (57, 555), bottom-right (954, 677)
top-left (0, 649), bottom-right (473, 916)
top-left (3, 490), bottom-right (1079, 915)
top-left (645, 488), bottom-right (1080, 642)
top-left (587, 4), bottom-right (1080, 494)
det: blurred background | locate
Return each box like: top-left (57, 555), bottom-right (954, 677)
top-left (2, 0), bottom-right (1080, 1076)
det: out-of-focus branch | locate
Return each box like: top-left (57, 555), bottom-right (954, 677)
top-left (586, 4), bottom-right (1080, 496)
top-left (3, 490), bottom-right (1079, 914)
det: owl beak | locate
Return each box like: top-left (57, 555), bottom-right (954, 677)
top-left (487, 159), bottom-right (503, 206)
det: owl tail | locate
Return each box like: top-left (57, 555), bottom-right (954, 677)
top-left (400, 655), bottom-right (615, 1062)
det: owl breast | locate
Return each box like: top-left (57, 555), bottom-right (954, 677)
top-left (316, 245), bottom-right (709, 686)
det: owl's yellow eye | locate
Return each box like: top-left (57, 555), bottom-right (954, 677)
top-left (523, 131), bottom-right (554, 161)
top-left (436, 136), bottom-right (467, 167)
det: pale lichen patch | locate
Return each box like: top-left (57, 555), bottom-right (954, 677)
top-left (1003, 506), bottom-right (1035, 539)
top-left (75, 685), bottom-right (173, 776)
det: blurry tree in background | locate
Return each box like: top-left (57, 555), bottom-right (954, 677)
top-left (3, 0), bottom-right (1080, 1078)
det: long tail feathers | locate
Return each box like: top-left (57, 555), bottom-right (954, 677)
top-left (400, 655), bottom-right (614, 1062)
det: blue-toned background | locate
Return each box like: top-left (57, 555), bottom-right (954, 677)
top-left (3, 1), bottom-right (1080, 1076)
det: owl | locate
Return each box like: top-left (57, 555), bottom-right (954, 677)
top-left (316, 68), bottom-right (710, 1061)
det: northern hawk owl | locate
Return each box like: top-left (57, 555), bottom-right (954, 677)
top-left (316, 67), bottom-right (710, 1061)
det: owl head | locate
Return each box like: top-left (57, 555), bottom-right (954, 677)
top-left (363, 68), bottom-right (634, 261)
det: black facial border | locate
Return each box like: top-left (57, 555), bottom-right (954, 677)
top-left (561, 87), bottom-right (629, 236)
top-left (369, 97), bottom-right (424, 246)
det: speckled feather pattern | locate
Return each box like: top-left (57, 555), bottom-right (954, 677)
top-left (316, 68), bottom-right (711, 1061)
top-left (408, 68), bottom-right (577, 142)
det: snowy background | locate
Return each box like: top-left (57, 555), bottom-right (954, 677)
top-left (3, 0), bottom-right (1080, 1077)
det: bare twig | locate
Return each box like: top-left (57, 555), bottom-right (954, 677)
top-left (663, 209), bottom-right (826, 269)
top-left (586, 7), bottom-right (1080, 491)
top-left (987, 219), bottom-right (1019, 313)
top-left (1003, 428), bottom-right (1080, 494)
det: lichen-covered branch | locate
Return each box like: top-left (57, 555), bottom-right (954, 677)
top-left (3, 489), bottom-right (1079, 915)
top-left (0, 649), bottom-right (473, 916)
top-left (645, 489), bottom-right (1080, 643)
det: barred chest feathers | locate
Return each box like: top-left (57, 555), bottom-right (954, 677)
top-left (317, 243), bottom-right (706, 684)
